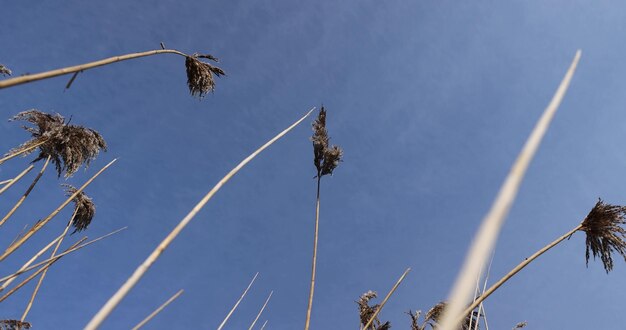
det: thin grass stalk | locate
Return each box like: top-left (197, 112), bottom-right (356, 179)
top-left (249, 291), bottom-right (273, 330)
top-left (0, 227), bottom-right (127, 284)
top-left (0, 232), bottom-right (64, 291)
top-left (437, 50), bottom-right (582, 330)
top-left (0, 49), bottom-right (188, 89)
top-left (362, 268), bottom-right (411, 329)
top-left (21, 210), bottom-right (77, 321)
top-left (0, 238), bottom-right (85, 303)
top-left (217, 272), bottom-right (259, 330)
top-left (85, 108), bottom-right (316, 329)
top-left (304, 175), bottom-right (321, 330)
top-left (474, 252), bottom-right (495, 330)
top-left (0, 180), bottom-right (12, 186)
top-left (454, 224), bottom-right (582, 325)
top-left (260, 320), bottom-right (268, 330)
top-left (0, 140), bottom-right (47, 165)
top-left (0, 165), bottom-right (34, 196)
top-left (0, 156), bottom-right (51, 227)
top-left (131, 289), bottom-right (184, 330)
top-left (0, 158), bottom-right (116, 262)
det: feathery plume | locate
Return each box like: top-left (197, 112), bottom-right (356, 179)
top-left (62, 184), bottom-right (96, 233)
top-left (580, 199), bottom-right (626, 273)
top-left (311, 107), bottom-right (342, 177)
top-left (425, 302), bottom-right (478, 330)
top-left (407, 310), bottom-right (421, 330)
top-left (8, 110), bottom-right (107, 177)
top-left (357, 291), bottom-right (380, 329)
top-left (0, 64), bottom-right (11, 77)
top-left (0, 320), bottom-right (31, 330)
top-left (185, 53), bottom-right (225, 97)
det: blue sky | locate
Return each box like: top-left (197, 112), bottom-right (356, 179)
top-left (2, 1), bottom-right (626, 329)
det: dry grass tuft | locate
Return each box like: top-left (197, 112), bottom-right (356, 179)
top-left (0, 64), bottom-right (11, 77)
top-left (580, 199), bottom-right (626, 273)
top-left (407, 310), bottom-right (421, 330)
top-left (0, 319), bottom-right (31, 330)
top-left (62, 184), bottom-right (96, 233)
top-left (423, 302), bottom-right (478, 330)
top-left (311, 107), bottom-right (343, 177)
top-left (185, 53), bottom-right (225, 97)
top-left (8, 110), bottom-right (107, 177)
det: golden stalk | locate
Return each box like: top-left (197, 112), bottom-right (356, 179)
top-left (0, 238), bottom-right (86, 303)
top-left (0, 158), bottom-right (116, 262)
top-left (0, 156), bottom-right (51, 227)
top-left (131, 289), bottom-right (184, 330)
top-left (0, 165), bottom-right (34, 196)
top-left (437, 50), bottom-right (582, 330)
top-left (304, 176), bottom-right (321, 330)
top-left (85, 108), bottom-right (315, 330)
top-left (0, 49), bottom-right (187, 89)
top-left (217, 272), bottom-right (259, 330)
top-left (249, 291), bottom-right (273, 330)
top-left (362, 268), bottom-right (411, 329)
top-left (0, 140), bottom-right (47, 165)
top-left (0, 227), bottom-right (127, 284)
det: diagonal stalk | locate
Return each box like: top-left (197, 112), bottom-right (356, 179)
top-left (0, 158), bottom-right (116, 262)
top-left (0, 156), bottom-right (50, 227)
top-left (0, 165), bottom-right (34, 196)
top-left (21, 209), bottom-right (78, 321)
top-left (455, 223), bottom-right (583, 325)
top-left (249, 291), bottom-right (273, 330)
top-left (437, 50), bottom-right (582, 330)
top-left (0, 49), bottom-right (188, 89)
top-left (0, 227), bottom-right (126, 285)
top-left (217, 272), bottom-right (259, 330)
top-left (0, 238), bottom-right (85, 303)
top-left (304, 175), bottom-right (321, 330)
top-left (131, 289), bottom-right (184, 330)
top-left (85, 108), bottom-right (315, 330)
top-left (0, 140), bottom-right (48, 165)
top-left (362, 268), bottom-right (411, 329)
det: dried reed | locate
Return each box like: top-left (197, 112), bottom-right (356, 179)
top-left (0, 158), bottom-right (116, 262)
top-left (248, 291), bottom-right (273, 330)
top-left (455, 199), bottom-right (626, 325)
top-left (0, 157), bottom-right (51, 227)
top-left (362, 268), bottom-right (411, 329)
top-left (185, 53), bottom-right (225, 97)
top-left (131, 289), bottom-right (184, 330)
top-left (0, 64), bottom-right (11, 77)
top-left (217, 272), bottom-right (259, 330)
top-left (437, 50), bottom-right (582, 330)
top-left (0, 320), bottom-right (30, 330)
top-left (85, 108), bottom-right (315, 329)
top-left (305, 107), bottom-right (343, 330)
top-left (0, 166), bottom-right (34, 197)
top-left (0, 48), bottom-right (221, 92)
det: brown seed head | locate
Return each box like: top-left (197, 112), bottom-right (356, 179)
top-left (580, 199), bottom-right (626, 273)
top-left (0, 64), bottom-right (11, 77)
top-left (185, 53), bottom-right (225, 98)
top-left (311, 107), bottom-right (343, 177)
top-left (406, 310), bottom-right (422, 330)
top-left (8, 110), bottom-right (107, 177)
top-left (0, 319), bottom-right (31, 330)
top-left (424, 301), bottom-right (478, 330)
top-left (63, 184), bottom-right (96, 234)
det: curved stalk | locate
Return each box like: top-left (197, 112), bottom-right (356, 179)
top-left (455, 223), bottom-right (583, 325)
top-left (85, 108), bottom-right (315, 330)
top-left (0, 49), bottom-right (188, 89)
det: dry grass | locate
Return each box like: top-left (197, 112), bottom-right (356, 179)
top-left (0, 64), bottom-right (11, 77)
top-left (580, 199), bottom-right (626, 273)
top-left (185, 53), bottom-right (225, 97)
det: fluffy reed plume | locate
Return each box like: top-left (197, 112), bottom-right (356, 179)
top-left (62, 184), bottom-right (96, 233)
top-left (0, 64), bottom-right (11, 77)
top-left (304, 107), bottom-right (343, 330)
top-left (356, 291), bottom-right (391, 330)
top-left (455, 199), bottom-right (626, 325)
top-left (185, 53), bottom-right (225, 97)
top-left (407, 310), bottom-right (421, 330)
top-left (424, 302), bottom-right (478, 330)
top-left (580, 199), bottom-right (626, 273)
top-left (8, 110), bottom-right (107, 177)
top-left (0, 320), bottom-right (30, 330)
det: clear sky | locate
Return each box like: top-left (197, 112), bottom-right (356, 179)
top-left (2, 1), bottom-right (626, 329)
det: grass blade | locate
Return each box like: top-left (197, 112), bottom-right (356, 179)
top-left (217, 272), bottom-right (259, 330)
top-left (131, 289), bottom-right (184, 330)
top-left (249, 291), bottom-right (273, 330)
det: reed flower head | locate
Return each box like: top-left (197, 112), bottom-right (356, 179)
top-left (0, 319), bottom-right (31, 330)
top-left (580, 199), bottom-right (626, 273)
top-left (407, 310), bottom-right (422, 330)
top-left (312, 107), bottom-right (343, 177)
top-left (0, 64), bottom-right (11, 77)
top-left (424, 301), bottom-right (478, 330)
top-left (185, 53), bottom-right (225, 98)
top-left (63, 184), bottom-right (96, 234)
top-left (8, 110), bottom-right (107, 177)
